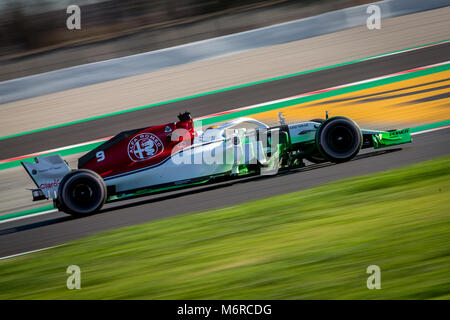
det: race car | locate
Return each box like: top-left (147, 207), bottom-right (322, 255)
top-left (22, 112), bottom-right (411, 216)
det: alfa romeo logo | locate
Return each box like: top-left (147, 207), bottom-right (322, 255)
top-left (128, 133), bottom-right (164, 162)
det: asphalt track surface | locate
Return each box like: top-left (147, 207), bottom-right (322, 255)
top-left (1, 128), bottom-right (449, 258)
top-left (0, 42), bottom-right (449, 257)
top-left (1, 42), bottom-right (449, 160)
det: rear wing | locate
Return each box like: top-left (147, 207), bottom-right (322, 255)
top-left (21, 154), bottom-right (70, 200)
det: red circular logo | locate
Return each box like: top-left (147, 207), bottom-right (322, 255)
top-left (128, 133), bottom-right (164, 162)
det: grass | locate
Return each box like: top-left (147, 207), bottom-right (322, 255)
top-left (0, 156), bottom-right (449, 299)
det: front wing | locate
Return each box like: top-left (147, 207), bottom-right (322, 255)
top-left (371, 128), bottom-right (412, 149)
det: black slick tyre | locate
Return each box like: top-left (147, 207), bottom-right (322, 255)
top-left (57, 169), bottom-right (106, 216)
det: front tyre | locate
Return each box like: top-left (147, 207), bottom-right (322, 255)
top-left (57, 169), bottom-right (106, 216)
top-left (305, 152), bottom-right (327, 164)
top-left (316, 116), bottom-right (362, 163)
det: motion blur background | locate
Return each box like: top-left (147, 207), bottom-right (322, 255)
top-left (0, 0), bottom-right (449, 300)
top-left (0, 0), bottom-right (373, 80)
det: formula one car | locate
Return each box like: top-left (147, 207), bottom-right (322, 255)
top-left (22, 112), bottom-right (411, 216)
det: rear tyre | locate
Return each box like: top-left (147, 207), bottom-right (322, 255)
top-left (316, 116), bottom-right (362, 163)
top-left (57, 169), bottom-right (106, 217)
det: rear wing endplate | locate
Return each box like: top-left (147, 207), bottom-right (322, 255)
top-left (21, 154), bottom-right (71, 199)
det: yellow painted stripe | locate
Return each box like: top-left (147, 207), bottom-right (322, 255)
top-left (253, 70), bottom-right (450, 129)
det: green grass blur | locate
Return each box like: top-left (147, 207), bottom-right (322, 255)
top-left (1, 156), bottom-right (449, 299)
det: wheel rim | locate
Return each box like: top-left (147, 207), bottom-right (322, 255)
top-left (62, 175), bottom-right (104, 214)
top-left (326, 125), bottom-right (354, 154)
top-left (72, 183), bottom-right (94, 205)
